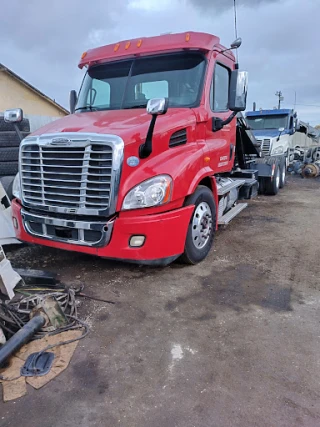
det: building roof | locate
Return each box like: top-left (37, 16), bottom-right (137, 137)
top-left (0, 63), bottom-right (69, 115)
top-left (79, 31), bottom-right (226, 69)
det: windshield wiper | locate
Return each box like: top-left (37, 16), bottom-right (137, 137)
top-left (74, 105), bottom-right (97, 112)
top-left (123, 104), bottom-right (147, 109)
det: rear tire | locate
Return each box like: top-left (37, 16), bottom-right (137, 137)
top-left (180, 186), bottom-right (216, 265)
top-left (0, 131), bottom-right (28, 148)
top-left (0, 162), bottom-right (18, 176)
top-left (0, 147), bottom-right (19, 162)
top-left (0, 117), bottom-right (30, 133)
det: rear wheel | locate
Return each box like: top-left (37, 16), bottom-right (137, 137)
top-left (180, 186), bottom-right (216, 265)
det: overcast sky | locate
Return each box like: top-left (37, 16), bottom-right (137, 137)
top-left (1, 0), bottom-right (319, 125)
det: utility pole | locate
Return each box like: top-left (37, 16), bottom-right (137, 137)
top-left (275, 91), bottom-right (284, 109)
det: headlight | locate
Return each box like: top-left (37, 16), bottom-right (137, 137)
top-left (272, 146), bottom-right (284, 155)
top-left (122, 175), bottom-right (172, 210)
top-left (12, 173), bottom-right (21, 199)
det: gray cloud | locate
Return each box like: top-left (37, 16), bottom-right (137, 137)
top-left (0, 0), bottom-right (128, 107)
top-left (1, 0), bottom-right (319, 125)
top-left (187, 0), bottom-right (282, 11)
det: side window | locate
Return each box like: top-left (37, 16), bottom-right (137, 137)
top-left (211, 63), bottom-right (230, 112)
top-left (135, 81), bottom-right (168, 101)
top-left (289, 116), bottom-right (293, 129)
top-left (88, 79), bottom-right (111, 108)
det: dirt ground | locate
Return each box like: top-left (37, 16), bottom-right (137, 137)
top-left (1, 175), bottom-right (320, 427)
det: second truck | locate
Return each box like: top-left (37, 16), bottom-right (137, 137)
top-left (7, 31), bottom-right (287, 265)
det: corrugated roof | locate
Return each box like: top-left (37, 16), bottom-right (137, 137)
top-left (0, 63), bottom-right (69, 115)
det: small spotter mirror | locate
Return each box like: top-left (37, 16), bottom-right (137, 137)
top-left (230, 37), bottom-right (242, 49)
top-left (147, 98), bottom-right (169, 116)
top-left (4, 108), bottom-right (23, 123)
top-left (279, 127), bottom-right (285, 132)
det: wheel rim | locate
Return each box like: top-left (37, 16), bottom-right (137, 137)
top-left (282, 167), bottom-right (286, 184)
top-left (192, 202), bottom-right (213, 249)
top-left (275, 168), bottom-right (280, 189)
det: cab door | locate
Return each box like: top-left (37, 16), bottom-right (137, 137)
top-left (205, 61), bottom-right (236, 173)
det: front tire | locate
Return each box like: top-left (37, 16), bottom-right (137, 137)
top-left (279, 158), bottom-right (286, 188)
top-left (265, 164), bottom-right (280, 195)
top-left (180, 186), bottom-right (216, 265)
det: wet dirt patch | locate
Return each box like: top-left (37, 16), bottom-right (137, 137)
top-left (165, 264), bottom-right (293, 317)
top-left (241, 215), bottom-right (285, 224)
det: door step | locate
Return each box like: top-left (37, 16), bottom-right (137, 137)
top-left (217, 179), bottom-right (245, 196)
top-left (218, 203), bottom-right (248, 226)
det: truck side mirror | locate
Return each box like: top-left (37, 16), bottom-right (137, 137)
top-left (69, 90), bottom-right (78, 114)
top-left (4, 108), bottom-right (23, 123)
top-left (140, 98), bottom-right (169, 158)
top-left (146, 98), bottom-right (169, 116)
top-left (229, 70), bottom-right (248, 112)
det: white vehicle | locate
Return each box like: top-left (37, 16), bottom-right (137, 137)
top-left (245, 109), bottom-right (319, 166)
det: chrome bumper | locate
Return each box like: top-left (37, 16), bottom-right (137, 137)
top-left (21, 209), bottom-right (114, 247)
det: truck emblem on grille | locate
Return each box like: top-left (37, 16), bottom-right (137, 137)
top-left (50, 137), bottom-right (72, 145)
top-left (127, 156), bottom-right (140, 167)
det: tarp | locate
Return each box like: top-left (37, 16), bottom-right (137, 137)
top-left (0, 330), bottom-right (82, 401)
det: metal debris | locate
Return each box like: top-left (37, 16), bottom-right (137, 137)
top-left (0, 246), bottom-right (22, 299)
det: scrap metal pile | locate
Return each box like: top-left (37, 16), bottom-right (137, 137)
top-left (288, 146), bottom-right (320, 178)
top-left (0, 246), bottom-right (91, 398)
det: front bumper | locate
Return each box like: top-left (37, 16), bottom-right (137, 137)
top-left (11, 200), bottom-right (194, 265)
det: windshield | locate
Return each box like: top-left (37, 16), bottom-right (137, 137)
top-left (246, 115), bottom-right (289, 130)
top-left (76, 52), bottom-right (206, 112)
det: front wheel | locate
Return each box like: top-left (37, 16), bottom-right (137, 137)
top-left (265, 164), bottom-right (280, 195)
top-left (279, 159), bottom-right (286, 189)
top-left (180, 186), bottom-right (216, 265)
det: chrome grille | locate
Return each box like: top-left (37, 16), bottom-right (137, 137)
top-left (261, 139), bottom-right (271, 155)
top-left (20, 134), bottom-right (124, 216)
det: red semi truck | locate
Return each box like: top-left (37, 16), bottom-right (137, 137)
top-left (6, 32), bottom-right (286, 265)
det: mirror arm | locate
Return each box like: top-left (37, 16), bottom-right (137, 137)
top-left (212, 111), bottom-right (237, 132)
top-left (13, 123), bottom-right (24, 142)
top-left (139, 115), bottom-right (158, 159)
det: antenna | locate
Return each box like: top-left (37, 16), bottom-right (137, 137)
top-left (233, 0), bottom-right (239, 63)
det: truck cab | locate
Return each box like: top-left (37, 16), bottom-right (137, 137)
top-left (245, 109), bottom-right (319, 166)
top-left (245, 109), bottom-right (297, 163)
top-left (8, 31), bottom-right (280, 266)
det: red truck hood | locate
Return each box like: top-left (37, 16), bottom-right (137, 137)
top-left (31, 109), bottom-right (196, 145)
